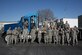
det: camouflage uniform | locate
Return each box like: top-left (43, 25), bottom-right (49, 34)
top-left (53, 28), bottom-right (59, 44)
top-left (44, 31), bottom-right (48, 43)
top-left (38, 29), bottom-right (42, 43)
top-left (58, 28), bottom-right (64, 45)
top-left (23, 28), bottom-right (29, 43)
top-left (72, 27), bottom-right (79, 46)
top-left (12, 27), bottom-right (19, 44)
top-left (17, 27), bottom-right (22, 42)
top-left (64, 21), bottom-right (70, 29)
top-left (31, 28), bottom-right (36, 43)
top-left (5, 27), bottom-right (12, 45)
top-left (59, 19), bottom-right (64, 28)
top-left (61, 29), bottom-right (65, 45)
top-left (65, 28), bottom-right (70, 45)
top-left (19, 32), bottom-right (24, 42)
top-left (48, 28), bottom-right (53, 43)
top-left (42, 26), bottom-right (48, 43)
top-left (23, 20), bottom-right (28, 28)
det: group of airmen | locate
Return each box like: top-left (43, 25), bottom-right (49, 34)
top-left (5, 19), bottom-right (79, 46)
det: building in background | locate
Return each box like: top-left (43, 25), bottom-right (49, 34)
top-left (63, 17), bottom-right (82, 40)
top-left (63, 18), bottom-right (78, 28)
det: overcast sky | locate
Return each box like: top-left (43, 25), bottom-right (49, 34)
top-left (0, 0), bottom-right (82, 21)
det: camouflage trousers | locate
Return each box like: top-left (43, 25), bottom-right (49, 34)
top-left (66, 33), bottom-right (70, 44)
top-left (44, 35), bottom-right (48, 43)
top-left (53, 35), bottom-right (58, 44)
top-left (11, 35), bottom-right (18, 44)
top-left (31, 35), bottom-right (36, 43)
top-left (38, 34), bottom-right (41, 43)
top-left (23, 34), bottom-right (29, 43)
top-left (73, 34), bottom-right (78, 45)
top-left (58, 35), bottom-right (64, 45)
top-left (5, 35), bottom-right (11, 45)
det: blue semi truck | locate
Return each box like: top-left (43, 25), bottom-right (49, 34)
top-left (4, 13), bottom-right (38, 33)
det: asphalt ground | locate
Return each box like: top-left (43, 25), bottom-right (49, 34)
top-left (0, 34), bottom-right (82, 55)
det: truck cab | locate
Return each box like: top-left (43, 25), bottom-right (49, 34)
top-left (4, 13), bottom-right (38, 33)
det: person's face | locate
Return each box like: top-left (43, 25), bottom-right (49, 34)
top-left (66, 21), bottom-right (68, 23)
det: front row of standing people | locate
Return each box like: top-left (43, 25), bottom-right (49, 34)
top-left (5, 26), bottom-right (79, 46)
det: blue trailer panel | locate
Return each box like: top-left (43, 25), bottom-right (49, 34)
top-left (4, 23), bottom-right (18, 32)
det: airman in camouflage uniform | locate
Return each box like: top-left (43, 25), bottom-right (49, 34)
top-left (23, 27), bottom-right (29, 43)
top-left (38, 28), bottom-right (42, 43)
top-left (58, 28), bottom-right (65, 45)
top-left (5, 27), bottom-right (12, 45)
top-left (64, 21), bottom-right (70, 29)
top-left (19, 32), bottom-right (24, 42)
top-left (41, 26), bottom-right (48, 43)
top-left (48, 27), bottom-right (53, 43)
top-left (24, 20), bottom-right (28, 28)
top-left (53, 27), bottom-right (59, 44)
top-left (65, 28), bottom-right (70, 45)
top-left (72, 26), bottom-right (79, 46)
top-left (31, 27), bottom-right (36, 43)
top-left (12, 27), bottom-right (19, 44)
top-left (17, 27), bottom-right (22, 42)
